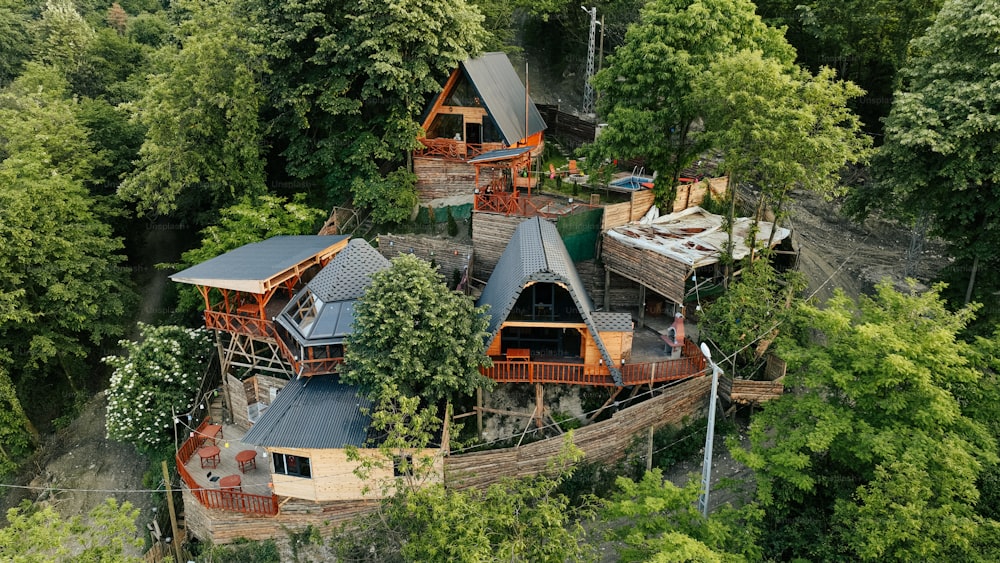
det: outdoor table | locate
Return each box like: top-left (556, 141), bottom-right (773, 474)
top-left (198, 445), bottom-right (220, 469)
top-left (203, 424), bottom-right (223, 444)
top-left (219, 474), bottom-right (241, 491)
top-left (507, 348), bottom-right (530, 361)
top-left (236, 450), bottom-right (257, 473)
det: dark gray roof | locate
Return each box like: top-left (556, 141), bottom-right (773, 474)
top-left (242, 375), bottom-right (372, 449)
top-left (592, 312), bottom-right (634, 332)
top-left (306, 239), bottom-right (391, 302)
top-left (477, 217), bottom-right (622, 384)
top-left (276, 239), bottom-right (390, 347)
top-left (468, 146), bottom-right (534, 164)
top-left (169, 235), bottom-right (349, 293)
top-left (462, 52), bottom-right (546, 145)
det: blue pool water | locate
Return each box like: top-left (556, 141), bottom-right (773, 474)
top-left (609, 176), bottom-right (654, 191)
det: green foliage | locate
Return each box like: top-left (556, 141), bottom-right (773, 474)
top-left (0, 358), bottom-right (36, 478)
top-left (699, 260), bottom-right (805, 376)
top-left (342, 254), bottom-right (494, 404)
top-left (693, 49), bottom-right (871, 241)
top-left (30, 0), bottom-right (97, 74)
top-left (0, 498), bottom-right (142, 562)
top-left (864, 0), bottom-right (1000, 303)
top-left (168, 193), bottom-right (325, 319)
top-left (738, 282), bottom-right (999, 560)
top-left (351, 168), bottom-right (418, 226)
top-left (336, 436), bottom-right (594, 562)
top-left (600, 470), bottom-right (757, 562)
top-left (119, 0), bottom-right (268, 219)
top-left (247, 0), bottom-right (486, 209)
top-left (0, 65), bottom-right (135, 397)
top-left (104, 323), bottom-right (214, 454)
top-left (0, 0), bottom-right (31, 85)
top-left (585, 0), bottom-right (795, 207)
top-left (194, 537), bottom-right (282, 563)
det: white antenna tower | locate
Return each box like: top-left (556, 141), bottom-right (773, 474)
top-left (582, 6), bottom-right (597, 114)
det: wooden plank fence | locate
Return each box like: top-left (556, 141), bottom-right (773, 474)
top-left (444, 376), bottom-right (711, 489)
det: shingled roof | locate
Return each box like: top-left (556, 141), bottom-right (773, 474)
top-left (275, 239), bottom-right (391, 347)
top-left (477, 217), bottom-right (624, 384)
top-left (242, 375), bottom-right (372, 449)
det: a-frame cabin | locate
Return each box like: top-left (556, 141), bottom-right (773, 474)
top-left (414, 52), bottom-right (546, 202)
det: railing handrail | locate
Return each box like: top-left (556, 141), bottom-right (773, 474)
top-left (175, 419), bottom-right (279, 516)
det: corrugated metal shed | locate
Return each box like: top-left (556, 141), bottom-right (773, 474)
top-left (275, 239), bottom-right (390, 346)
top-left (169, 235), bottom-right (349, 293)
top-left (463, 52), bottom-right (546, 145)
top-left (242, 375), bottom-right (372, 449)
top-left (477, 217), bottom-right (623, 384)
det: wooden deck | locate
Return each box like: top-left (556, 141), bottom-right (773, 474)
top-left (177, 420), bottom-right (278, 516)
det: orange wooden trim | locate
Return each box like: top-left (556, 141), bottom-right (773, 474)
top-left (421, 68), bottom-right (462, 131)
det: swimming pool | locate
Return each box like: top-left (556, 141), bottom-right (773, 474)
top-left (609, 175), bottom-right (654, 191)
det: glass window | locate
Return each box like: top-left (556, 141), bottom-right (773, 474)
top-left (426, 114), bottom-right (463, 140)
top-left (273, 453), bottom-right (311, 478)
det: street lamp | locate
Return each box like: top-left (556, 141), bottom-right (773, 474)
top-left (698, 342), bottom-right (722, 518)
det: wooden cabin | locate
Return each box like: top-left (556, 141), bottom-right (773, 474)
top-left (415, 52), bottom-right (546, 202)
top-left (241, 375), bottom-right (444, 502)
top-left (273, 239), bottom-right (390, 377)
top-left (477, 217), bottom-right (634, 386)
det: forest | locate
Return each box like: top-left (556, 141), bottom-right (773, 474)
top-left (0, 0), bottom-right (999, 560)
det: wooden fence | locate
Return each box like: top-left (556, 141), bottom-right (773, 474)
top-left (445, 376), bottom-right (711, 489)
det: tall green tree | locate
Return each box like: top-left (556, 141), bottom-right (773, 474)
top-left (247, 0), bottom-right (485, 214)
top-left (30, 0), bottom-right (96, 75)
top-left (0, 358), bottom-right (38, 478)
top-left (584, 0), bottom-right (795, 207)
top-left (0, 65), bottom-right (134, 399)
top-left (0, 0), bottom-right (32, 85)
top-left (737, 282), bottom-right (998, 561)
top-left (692, 49), bottom-right (870, 266)
top-left (119, 0), bottom-right (268, 220)
top-left (342, 254), bottom-right (493, 404)
top-left (865, 0), bottom-right (1000, 306)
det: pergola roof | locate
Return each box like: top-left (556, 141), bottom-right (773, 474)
top-left (242, 375), bottom-right (371, 449)
top-left (169, 235), bottom-right (349, 294)
top-left (468, 146), bottom-right (534, 164)
top-left (477, 217), bottom-right (624, 384)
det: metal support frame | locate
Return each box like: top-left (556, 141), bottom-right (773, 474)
top-left (582, 6), bottom-right (597, 114)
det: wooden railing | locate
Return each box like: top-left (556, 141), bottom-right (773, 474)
top-left (415, 138), bottom-right (504, 160)
top-left (475, 191), bottom-right (520, 215)
top-left (204, 311), bottom-right (272, 339)
top-left (482, 339), bottom-right (706, 387)
top-left (273, 333), bottom-right (344, 377)
top-left (175, 420), bottom-right (279, 517)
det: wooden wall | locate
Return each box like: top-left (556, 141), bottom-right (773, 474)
top-left (599, 330), bottom-right (634, 361)
top-left (671, 177), bottom-right (727, 212)
top-left (601, 236), bottom-right (690, 305)
top-left (535, 104), bottom-right (597, 149)
top-left (471, 212), bottom-right (533, 281)
top-left (377, 234), bottom-right (473, 282)
top-left (226, 374), bottom-right (288, 430)
top-left (445, 376), bottom-right (710, 489)
top-left (183, 488), bottom-right (379, 545)
top-left (414, 157), bottom-right (476, 201)
top-left (267, 446), bottom-right (444, 502)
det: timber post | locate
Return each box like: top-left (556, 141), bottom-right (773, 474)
top-left (162, 460), bottom-right (183, 562)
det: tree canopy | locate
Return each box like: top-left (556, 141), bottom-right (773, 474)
top-left (585, 0), bottom-right (795, 206)
top-left (342, 254), bottom-right (493, 404)
top-left (864, 0), bottom-right (1000, 305)
top-left (0, 498), bottom-right (143, 562)
top-left (737, 282), bottom-right (999, 560)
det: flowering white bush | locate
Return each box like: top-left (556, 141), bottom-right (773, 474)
top-left (104, 323), bottom-right (213, 453)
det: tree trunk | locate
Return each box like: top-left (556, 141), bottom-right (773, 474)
top-left (724, 175), bottom-right (738, 289)
top-left (964, 254), bottom-right (979, 305)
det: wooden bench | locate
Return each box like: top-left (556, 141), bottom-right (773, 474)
top-left (506, 348), bottom-right (530, 361)
top-left (202, 424), bottom-right (223, 445)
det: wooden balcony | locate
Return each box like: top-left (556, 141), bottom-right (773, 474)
top-left (483, 339), bottom-right (706, 387)
top-left (415, 138), bottom-right (504, 161)
top-left (205, 311), bottom-right (273, 339)
top-left (176, 419), bottom-right (279, 517)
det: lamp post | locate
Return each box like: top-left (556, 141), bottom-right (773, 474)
top-left (698, 342), bottom-right (722, 518)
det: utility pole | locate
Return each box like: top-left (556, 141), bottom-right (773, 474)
top-left (698, 343), bottom-right (722, 518)
top-left (162, 460), bottom-right (183, 562)
top-left (581, 6), bottom-right (597, 114)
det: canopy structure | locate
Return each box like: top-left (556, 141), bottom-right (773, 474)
top-left (170, 235), bottom-right (350, 294)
